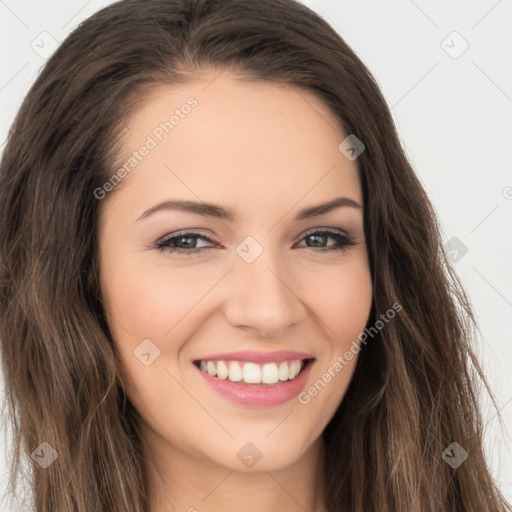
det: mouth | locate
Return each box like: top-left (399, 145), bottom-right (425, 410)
top-left (193, 357), bottom-right (314, 387)
top-left (192, 350), bottom-right (315, 407)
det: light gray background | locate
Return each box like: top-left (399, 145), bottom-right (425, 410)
top-left (1, 0), bottom-right (511, 509)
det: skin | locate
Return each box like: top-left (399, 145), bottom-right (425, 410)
top-left (98, 69), bottom-right (373, 512)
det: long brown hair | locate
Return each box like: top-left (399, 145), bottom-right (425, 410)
top-left (0, 0), bottom-right (509, 511)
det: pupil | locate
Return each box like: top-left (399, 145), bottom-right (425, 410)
top-left (179, 236), bottom-right (196, 248)
top-left (308, 234), bottom-right (326, 247)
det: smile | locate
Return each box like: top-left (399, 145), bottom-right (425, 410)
top-left (193, 354), bottom-right (315, 407)
top-left (195, 359), bottom-right (309, 386)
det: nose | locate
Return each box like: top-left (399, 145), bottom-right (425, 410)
top-left (222, 248), bottom-right (303, 338)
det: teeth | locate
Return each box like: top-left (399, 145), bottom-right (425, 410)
top-left (197, 359), bottom-right (306, 385)
top-left (243, 362), bottom-right (261, 383)
top-left (289, 360), bottom-right (301, 379)
top-left (206, 361), bottom-right (217, 376)
top-left (278, 362), bottom-right (289, 381)
top-left (228, 361), bottom-right (243, 382)
top-left (262, 363), bottom-right (279, 384)
top-left (216, 360), bottom-right (229, 380)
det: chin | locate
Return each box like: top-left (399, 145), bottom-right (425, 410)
top-left (199, 433), bottom-right (314, 473)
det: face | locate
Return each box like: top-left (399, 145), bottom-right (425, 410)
top-left (98, 70), bottom-right (373, 473)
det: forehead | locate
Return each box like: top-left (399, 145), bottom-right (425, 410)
top-left (104, 72), bottom-right (361, 219)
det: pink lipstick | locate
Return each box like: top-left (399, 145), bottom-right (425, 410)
top-left (193, 350), bottom-right (314, 407)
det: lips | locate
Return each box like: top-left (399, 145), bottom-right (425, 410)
top-left (194, 349), bottom-right (313, 364)
top-left (192, 350), bottom-right (315, 407)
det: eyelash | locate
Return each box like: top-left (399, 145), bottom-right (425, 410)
top-left (154, 228), bottom-right (356, 256)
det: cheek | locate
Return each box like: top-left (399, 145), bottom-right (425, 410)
top-left (102, 256), bottom-right (212, 345)
top-left (100, 258), bottom-right (207, 429)
top-left (305, 255), bottom-right (373, 347)
top-left (296, 255), bottom-right (372, 416)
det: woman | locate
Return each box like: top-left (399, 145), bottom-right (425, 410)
top-left (0, 0), bottom-right (509, 511)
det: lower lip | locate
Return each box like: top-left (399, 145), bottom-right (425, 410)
top-left (194, 360), bottom-right (314, 407)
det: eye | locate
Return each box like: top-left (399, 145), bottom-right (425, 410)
top-left (154, 228), bottom-right (356, 256)
top-left (295, 229), bottom-right (356, 252)
top-left (155, 231), bottom-right (216, 255)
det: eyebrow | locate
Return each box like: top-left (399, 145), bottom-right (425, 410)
top-left (136, 196), bottom-right (363, 222)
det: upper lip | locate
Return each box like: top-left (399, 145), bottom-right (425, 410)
top-left (193, 350), bottom-right (314, 364)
